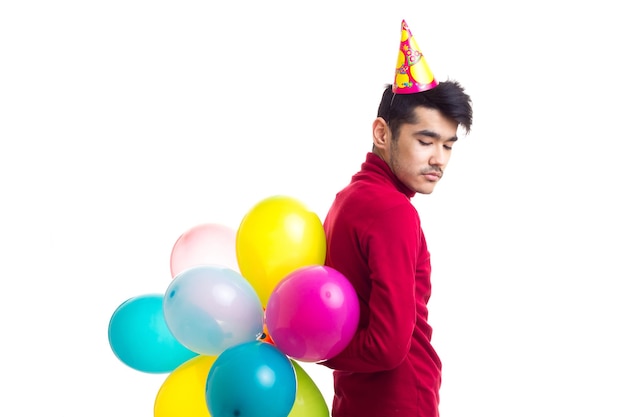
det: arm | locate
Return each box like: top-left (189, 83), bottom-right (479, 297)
top-left (321, 203), bottom-right (418, 372)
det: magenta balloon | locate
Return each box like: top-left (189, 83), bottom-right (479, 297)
top-left (265, 265), bottom-right (359, 362)
top-left (170, 223), bottom-right (239, 278)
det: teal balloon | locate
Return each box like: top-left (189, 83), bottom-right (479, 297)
top-left (108, 293), bottom-right (198, 373)
top-left (206, 341), bottom-right (297, 417)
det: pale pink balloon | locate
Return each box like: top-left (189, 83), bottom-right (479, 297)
top-left (170, 223), bottom-right (239, 278)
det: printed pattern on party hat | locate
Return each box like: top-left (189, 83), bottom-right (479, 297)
top-left (392, 20), bottom-right (438, 94)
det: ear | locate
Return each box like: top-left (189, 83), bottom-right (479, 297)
top-left (372, 117), bottom-right (390, 151)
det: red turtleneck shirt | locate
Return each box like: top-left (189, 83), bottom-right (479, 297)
top-left (321, 152), bottom-right (442, 417)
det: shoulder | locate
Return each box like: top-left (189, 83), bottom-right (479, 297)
top-left (347, 183), bottom-right (416, 218)
top-left (338, 184), bottom-right (419, 233)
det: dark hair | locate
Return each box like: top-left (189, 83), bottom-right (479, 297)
top-left (377, 80), bottom-right (473, 138)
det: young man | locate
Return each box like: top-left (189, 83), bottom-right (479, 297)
top-left (320, 21), bottom-right (473, 417)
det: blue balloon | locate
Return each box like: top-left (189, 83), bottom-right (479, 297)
top-left (206, 341), bottom-right (296, 417)
top-left (108, 293), bottom-right (198, 373)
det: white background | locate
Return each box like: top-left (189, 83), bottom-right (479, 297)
top-left (1, 1), bottom-right (625, 416)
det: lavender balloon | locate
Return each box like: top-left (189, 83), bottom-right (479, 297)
top-left (163, 265), bottom-right (264, 356)
top-left (265, 265), bottom-right (359, 362)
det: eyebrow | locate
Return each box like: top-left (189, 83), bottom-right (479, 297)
top-left (415, 129), bottom-right (458, 142)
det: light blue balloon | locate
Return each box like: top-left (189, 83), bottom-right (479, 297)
top-left (206, 341), bottom-right (297, 417)
top-left (162, 265), bottom-right (264, 356)
top-left (108, 293), bottom-right (198, 373)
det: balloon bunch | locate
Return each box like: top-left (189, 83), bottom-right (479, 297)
top-left (108, 195), bottom-right (360, 417)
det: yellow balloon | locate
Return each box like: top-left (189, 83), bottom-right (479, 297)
top-left (236, 195), bottom-right (326, 306)
top-left (153, 355), bottom-right (217, 417)
top-left (289, 361), bottom-right (330, 417)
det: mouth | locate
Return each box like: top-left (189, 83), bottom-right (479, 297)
top-left (422, 171), bottom-right (442, 182)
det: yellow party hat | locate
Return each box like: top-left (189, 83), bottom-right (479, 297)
top-left (392, 20), bottom-right (438, 94)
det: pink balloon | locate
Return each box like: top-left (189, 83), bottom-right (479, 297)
top-left (170, 223), bottom-right (239, 278)
top-left (265, 265), bottom-right (359, 362)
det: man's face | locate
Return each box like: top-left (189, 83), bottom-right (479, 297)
top-left (388, 106), bottom-right (459, 194)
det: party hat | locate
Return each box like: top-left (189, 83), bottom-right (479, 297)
top-left (392, 20), bottom-right (438, 94)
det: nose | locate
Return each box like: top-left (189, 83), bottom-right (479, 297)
top-left (429, 144), bottom-right (446, 167)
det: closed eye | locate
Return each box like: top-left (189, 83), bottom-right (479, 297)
top-left (420, 140), bottom-right (453, 151)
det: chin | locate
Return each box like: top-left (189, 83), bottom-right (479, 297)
top-left (415, 186), bottom-right (436, 195)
